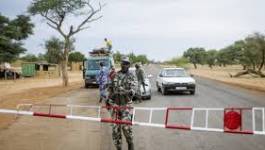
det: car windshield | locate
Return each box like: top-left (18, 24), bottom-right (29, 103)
top-left (163, 69), bottom-right (188, 77)
top-left (87, 59), bottom-right (109, 70)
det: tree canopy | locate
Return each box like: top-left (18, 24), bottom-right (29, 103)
top-left (113, 51), bottom-right (150, 65)
top-left (44, 37), bottom-right (65, 64)
top-left (0, 14), bottom-right (34, 63)
top-left (128, 52), bottom-right (149, 64)
top-left (28, 0), bottom-right (103, 86)
top-left (69, 51), bottom-right (85, 62)
top-left (166, 57), bottom-right (189, 67)
top-left (180, 32), bottom-right (265, 77)
top-left (205, 49), bottom-right (218, 68)
top-left (21, 54), bottom-right (39, 62)
top-left (113, 51), bottom-right (122, 63)
top-left (183, 47), bottom-right (206, 69)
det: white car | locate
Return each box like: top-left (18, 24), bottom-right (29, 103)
top-left (129, 68), bottom-right (152, 100)
top-left (156, 68), bottom-right (196, 95)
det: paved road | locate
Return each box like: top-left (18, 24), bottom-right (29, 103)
top-left (130, 66), bottom-right (265, 150)
top-left (1, 64), bottom-right (265, 150)
top-left (100, 64), bottom-right (265, 150)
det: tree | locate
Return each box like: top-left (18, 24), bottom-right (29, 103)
top-left (128, 52), bottom-right (137, 64)
top-left (69, 51), bottom-right (85, 62)
top-left (205, 50), bottom-right (217, 69)
top-left (28, 0), bottom-right (104, 86)
top-left (244, 33), bottom-right (265, 71)
top-left (21, 54), bottom-right (39, 62)
top-left (166, 57), bottom-right (189, 67)
top-left (44, 37), bottom-right (75, 64)
top-left (135, 55), bottom-right (149, 64)
top-left (44, 37), bottom-right (64, 64)
top-left (183, 47), bottom-right (206, 69)
top-left (215, 47), bottom-right (234, 67)
top-left (0, 14), bottom-right (34, 63)
top-left (229, 33), bottom-right (265, 78)
top-left (113, 51), bottom-right (122, 63)
top-left (37, 53), bottom-right (46, 61)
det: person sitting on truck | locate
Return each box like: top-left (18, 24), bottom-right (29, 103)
top-left (104, 38), bottom-right (112, 52)
top-left (97, 62), bottom-right (109, 103)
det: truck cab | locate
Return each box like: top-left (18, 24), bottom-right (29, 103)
top-left (83, 49), bottom-right (114, 88)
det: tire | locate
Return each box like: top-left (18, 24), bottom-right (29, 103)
top-left (190, 90), bottom-right (195, 95)
top-left (146, 95), bottom-right (151, 100)
top-left (156, 82), bottom-right (160, 92)
top-left (132, 96), bottom-right (137, 101)
top-left (161, 86), bottom-right (167, 95)
top-left (85, 83), bottom-right (89, 88)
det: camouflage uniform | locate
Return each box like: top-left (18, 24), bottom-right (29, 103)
top-left (108, 69), bottom-right (136, 150)
top-left (135, 65), bottom-right (146, 102)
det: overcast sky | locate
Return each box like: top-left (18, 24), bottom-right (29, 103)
top-left (1, 0), bottom-right (265, 61)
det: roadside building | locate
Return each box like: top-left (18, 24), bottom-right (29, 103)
top-left (22, 62), bottom-right (60, 78)
top-left (69, 62), bottom-right (83, 71)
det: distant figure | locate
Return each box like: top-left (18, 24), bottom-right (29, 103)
top-left (104, 38), bottom-right (112, 52)
top-left (96, 62), bottom-right (108, 103)
top-left (135, 63), bottom-right (146, 103)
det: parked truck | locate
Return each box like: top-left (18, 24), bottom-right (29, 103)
top-left (83, 48), bottom-right (114, 88)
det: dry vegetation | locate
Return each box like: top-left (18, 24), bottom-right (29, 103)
top-left (0, 71), bottom-right (83, 129)
top-left (188, 65), bottom-right (265, 92)
top-left (0, 72), bottom-right (82, 98)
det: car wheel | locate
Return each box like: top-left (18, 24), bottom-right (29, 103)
top-left (156, 82), bottom-right (160, 92)
top-left (161, 86), bottom-right (167, 95)
top-left (133, 96), bottom-right (137, 101)
top-left (85, 83), bottom-right (89, 88)
top-left (190, 90), bottom-right (195, 95)
top-left (146, 95), bottom-right (151, 100)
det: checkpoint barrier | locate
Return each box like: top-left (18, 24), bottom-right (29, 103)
top-left (0, 104), bottom-right (265, 135)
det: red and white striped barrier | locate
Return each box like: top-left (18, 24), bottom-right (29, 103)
top-left (0, 104), bottom-right (265, 135)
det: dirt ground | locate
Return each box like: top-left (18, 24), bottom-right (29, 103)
top-left (188, 65), bottom-right (265, 92)
top-left (0, 71), bottom-right (82, 98)
top-left (0, 87), bottom-right (103, 150)
top-left (0, 71), bottom-right (83, 129)
top-left (1, 64), bottom-right (265, 150)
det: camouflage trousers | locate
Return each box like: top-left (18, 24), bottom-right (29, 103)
top-left (110, 104), bottom-right (134, 150)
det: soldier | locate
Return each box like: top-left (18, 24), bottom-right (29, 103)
top-left (108, 57), bottom-right (135, 150)
top-left (135, 63), bottom-right (146, 103)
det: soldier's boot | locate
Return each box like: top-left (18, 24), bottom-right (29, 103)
top-left (138, 97), bottom-right (143, 103)
top-left (116, 147), bottom-right (122, 150)
top-left (128, 143), bottom-right (134, 150)
top-left (116, 146), bottom-right (122, 150)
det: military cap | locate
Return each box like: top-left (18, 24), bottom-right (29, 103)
top-left (121, 56), bottom-right (130, 64)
